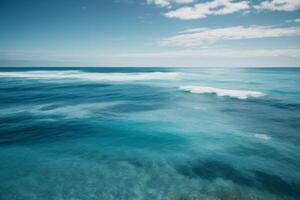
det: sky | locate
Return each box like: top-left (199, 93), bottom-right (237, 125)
top-left (0, 0), bottom-right (300, 67)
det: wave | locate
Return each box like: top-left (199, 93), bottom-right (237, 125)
top-left (179, 86), bottom-right (265, 100)
top-left (0, 71), bottom-right (181, 82)
top-left (253, 133), bottom-right (271, 140)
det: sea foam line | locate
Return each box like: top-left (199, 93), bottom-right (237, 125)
top-left (0, 71), bottom-right (181, 82)
top-left (179, 86), bottom-right (265, 100)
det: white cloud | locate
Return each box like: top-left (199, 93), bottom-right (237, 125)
top-left (116, 48), bottom-right (300, 58)
top-left (164, 0), bottom-right (249, 20)
top-left (2, 49), bottom-right (300, 68)
top-left (146, 1), bottom-right (300, 20)
top-left (286, 18), bottom-right (300, 23)
top-left (146, 0), bottom-right (193, 7)
top-left (295, 18), bottom-right (300, 22)
top-left (160, 25), bottom-right (300, 47)
top-left (254, 0), bottom-right (300, 11)
top-left (147, 0), bottom-right (170, 7)
top-left (173, 0), bottom-right (194, 3)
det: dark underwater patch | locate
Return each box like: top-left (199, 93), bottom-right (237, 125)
top-left (252, 170), bottom-right (300, 198)
top-left (177, 160), bottom-right (253, 187)
top-left (176, 159), bottom-right (300, 198)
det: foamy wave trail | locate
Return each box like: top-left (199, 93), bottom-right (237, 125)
top-left (0, 71), bottom-right (181, 82)
top-left (179, 86), bottom-right (265, 100)
top-left (253, 133), bottom-right (271, 140)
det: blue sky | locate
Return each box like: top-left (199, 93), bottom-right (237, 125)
top-left (0, 0), bottom-right (300, 67)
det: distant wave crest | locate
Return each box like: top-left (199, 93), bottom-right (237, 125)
top-left (0, 71), bottom-right (181, 81)
top-left (179, 86), bottom-right (265, 100)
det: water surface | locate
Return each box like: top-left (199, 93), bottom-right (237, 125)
top-left (0, 67), bottom-right (299, 200)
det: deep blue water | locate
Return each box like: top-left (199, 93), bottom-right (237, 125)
top-left (0, 67), bottom-right (299, 200)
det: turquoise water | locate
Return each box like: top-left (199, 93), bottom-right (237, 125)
top-left (0, 67), bottom-right (299, 200)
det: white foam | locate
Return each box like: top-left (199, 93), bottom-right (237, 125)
top-left (253, 134), bottom-right (271, 140)
top-left (34, 102), bottom-right (120, 119)
top-left (0, 71), bottom-right (181, 82)
top-left (179, 86), bottom-right (265, 100)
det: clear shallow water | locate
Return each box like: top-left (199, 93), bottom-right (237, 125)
top-left (0, 67), bottom-right (299, 200)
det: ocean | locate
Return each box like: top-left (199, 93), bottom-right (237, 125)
top-left (0, 67), bottom-right (299, 200)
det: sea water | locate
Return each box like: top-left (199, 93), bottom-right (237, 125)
top-left (0, 67), bottom-right (299, 200)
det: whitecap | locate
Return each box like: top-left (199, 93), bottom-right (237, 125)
top-left (0, 71), bottom-right (181, 82)
top-left (33, 102), bottom-right (121, 119)
top-left (253, 134), bottom-right (271, 140)
top-left (179, 86), bottom-right (265, 100)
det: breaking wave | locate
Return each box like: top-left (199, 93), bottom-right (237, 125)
top-left (179, 86), bottom-right (265, 100)
top-left (0, 71), bottom-right (181, 82)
